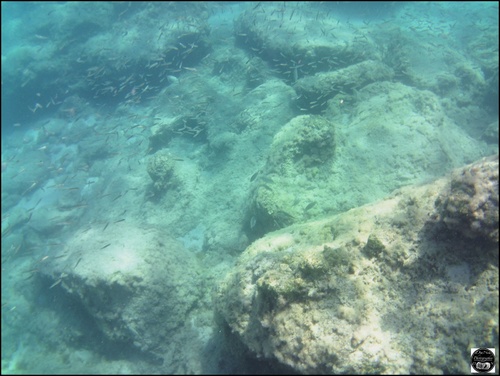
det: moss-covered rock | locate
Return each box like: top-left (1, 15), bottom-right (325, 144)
top-left (216, 158), bottom-right (499, 374)
top-left (294, 60), bottom-right (394, 112)
top-left (247, 115), bottom-right (336, 238)
top-left (147, 151), bottom-right (178, 192)
top-left (268, 115), bottom-right (336, 173)
top-left (436, 155), bottom-right (499, 243)
top-left (233, 3), bottom-right (380, 88)
top-left (362, 234), bottom-right (386, 259)
top-left (39, 224), bottom-right (203, 355)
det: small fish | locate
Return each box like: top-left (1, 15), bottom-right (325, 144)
top-left (36, 255), bottom-right (50, 264)
top-left (49, 279), bottom-right (62, 289)
top-left (103, 222), bottom-right (109, 231)
top-left (100, 243), bottom-right (111, 250)
top-left (167, 75), bottom-right (179, 84)
top-left (112, 194), bottom-right (123, 202)
top-left (250, 171), bottom-right (259, 182)
top-left (28, 103), bottom-right (43, 113)
top-left (304, 202), bottom-right (317, 211)
top-left (74, 257), bottom-right (82, 269)
top-left (22, 181), bottom-right (38, 196)
top-left (250, 216), bottom-right (257, 229)
top-left (28, 198), bottom-right (43, 212)
top-left (69, 203), bottom-right (88, 209)
top-left (114, 219), bottom-right (126, 223)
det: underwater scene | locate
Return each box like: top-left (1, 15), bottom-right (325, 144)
top-left (1, 1), bottom-right (498, 374)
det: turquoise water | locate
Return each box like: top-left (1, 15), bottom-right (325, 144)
top-left (1, 2), bottom-right (498, 374)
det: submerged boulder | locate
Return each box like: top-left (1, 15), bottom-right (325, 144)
top-left (147, 151), bottom-right (180, 192)
top-left (40, 223), bottom-right (203, 354)
top-left (247, 115), bottom-right (336, 238)
top-left (436, 155), bottom-right (499, 243)
top-left (215, 156), bottom-right (499, 374)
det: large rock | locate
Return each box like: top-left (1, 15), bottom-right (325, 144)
top-left (40, 223), bottom-right (203, 354)
top-left (234, 3), bottom-right (379, 85)
top-left (294, 60), bottom-right (394, 112)
top-left (215, 156), bottom-right (499, 374)
top-left (436, 155), bottom-right (499, 243)
top-left (247, 115), bottom-right (336, 237)
top-left (245, 81), bottom-right (489, 242)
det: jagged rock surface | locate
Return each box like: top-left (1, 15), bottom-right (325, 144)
top-left (215, 156), bottom-right (499, 374)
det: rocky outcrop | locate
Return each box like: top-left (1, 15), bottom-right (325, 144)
top-left (215, 155), bottom-right (499, 374)
top-left (40, 223), bottom-right (203, 354)
top-left (436, 156), bottom-right (499, 243)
